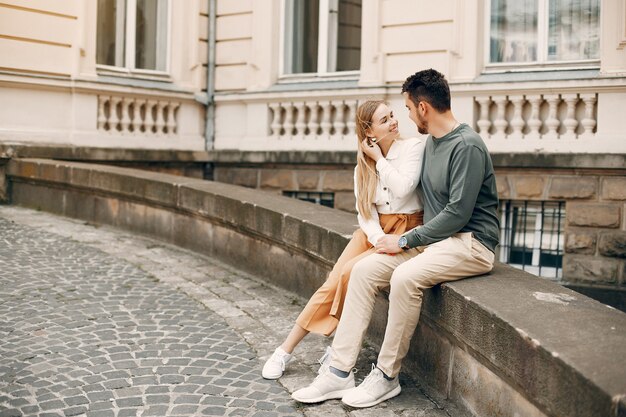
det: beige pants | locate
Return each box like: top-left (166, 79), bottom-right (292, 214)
top-left (296, 212), bottom-right (422, 336)
top-left (329, 232), bottom-right (495, 377)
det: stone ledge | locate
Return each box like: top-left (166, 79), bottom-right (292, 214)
top-left (206, 150), bottom-right (626, 171)
top-left (0, 144), bottom-right (210, 162)
top-left (5, 158), bottom-right (626, 417)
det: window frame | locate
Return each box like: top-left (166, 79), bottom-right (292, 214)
top-left (278, 0), bottom-right (360, 83)
top-left (96, 0), bottom-right (172, 80)
top-left (483, 0), bottom-right (600, 73)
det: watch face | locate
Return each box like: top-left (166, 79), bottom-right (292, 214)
top-left (398, 236), bottom-right (407, 248)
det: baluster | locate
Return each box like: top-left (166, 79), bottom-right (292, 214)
top-left (109, 96), bottom-right (122, 132)
top-left (127, 100), bottom-right (138, 134)
top-left (526, 95), bottom-right (542, 139)
top-left (145, 100), bottom-right (157, 134)
top-left (97, 96), bottom-right (108, 131)
top-left (346, 101), bottom-right (357, 136)
top-left (562, 93), bottom-right (579, 139)
top-left (120, 97), bottom-right (132, 133)
top-left (543, 94), bottom-right (560, 139)
top-left (268, 102), bottom-right (281, 136)
top-left (283, 103), bottom-right (295, 136)
top-left (154, 101), bottom-right (165, 135)
top-left (476, 97), bottom-right (492, 137)
top-left (166, 102), bottom-right (180, 135)
top-left (509, 95), bottom-right (525, 139)
top-left (294, 102), bottom-right (308, 136)
top-left (333, 101), bottom-right (347, 136)
top-left (320, 101), bottom-right (333, 136)
top-left (135, 99), bottom-right (147, 134)
top-left (309, 103), bottom-right (321, 136)
top-left (492, 96), bottom-right (508, 137)
top-left (580, 93), bottom-right (597, 138)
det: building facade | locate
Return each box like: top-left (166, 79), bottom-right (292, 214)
top-left (1, 0), bottom-right (625, 305)
top-left (0, 0), bottom-right (208, 150)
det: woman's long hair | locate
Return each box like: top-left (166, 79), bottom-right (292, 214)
top-left (355, 100), bottom-right (385, 219)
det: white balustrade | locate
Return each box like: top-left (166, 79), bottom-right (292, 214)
top-left (97, 95), bottom-right (180, 137)
top-left (266, 99), bottom-right (360, 141)
top-left (473, 92), bottom-right (598, 141)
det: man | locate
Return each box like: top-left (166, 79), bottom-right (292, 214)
top-left (291, 68), bottom-right (500, 408)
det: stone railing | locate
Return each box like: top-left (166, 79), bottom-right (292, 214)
top-left (451, 77), bottom-right (626, 153)
top-left (268, 99), bottom-right (358, 138)
top-left (214, 87), bottom-right (389, 151)
top-left (474, 92), bottom-right (597, 141)
top-left (97, 95), bottom-right (181, 136)
top-left (5, 158), bottom-right (626, 417)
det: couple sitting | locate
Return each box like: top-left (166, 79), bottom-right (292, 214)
top-left (262, 69), bottom-right (500, 408)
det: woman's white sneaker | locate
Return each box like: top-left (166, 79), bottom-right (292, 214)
top-left (341, 364), bottom-right (401, 408)
top-left (261, 347), bottom-right (292, 379)
top-left (291, 366), bottom-right (355, 403)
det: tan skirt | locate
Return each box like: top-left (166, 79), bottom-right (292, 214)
top-left (295, 211), bottom-right (423, 336)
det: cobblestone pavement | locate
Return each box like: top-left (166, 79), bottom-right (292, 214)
top-left (0, 206), bottom-right (451, 417)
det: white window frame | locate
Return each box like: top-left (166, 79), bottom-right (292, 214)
top-left (483, 0), bottom-right (600, 73)
top-left (279, 0), bottom-right (360, 83)
top-left (96, 0), bottom-right (172, 80)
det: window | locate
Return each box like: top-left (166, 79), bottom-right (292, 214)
top-left (283, 191), bottom-right (335, 208)
top-left (499, 200), bottom-right (565, 279)
top-left (96, 0), bottom-right (169, 73)
top-left (489, 0), bottom-right (599, 67)
top-left (282, 0), bottom-right (362, 76)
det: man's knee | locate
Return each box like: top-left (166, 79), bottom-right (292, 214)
top-left (389, 262), bottom-right (423, 291)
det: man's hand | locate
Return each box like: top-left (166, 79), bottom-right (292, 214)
top-left (375, 234), bottom-right (403, 254)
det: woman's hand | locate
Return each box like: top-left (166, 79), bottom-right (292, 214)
top-left (361, 139), bottom-right (383, 162)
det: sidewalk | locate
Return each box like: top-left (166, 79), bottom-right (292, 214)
top-left (0, 206), bottom-right (448, 417)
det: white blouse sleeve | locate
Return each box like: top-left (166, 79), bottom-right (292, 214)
top-left (375, 139), bottom-right (425, 198)
top-left (354, 166), bottom-right (385, 246)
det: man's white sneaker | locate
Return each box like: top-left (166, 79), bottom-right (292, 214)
top-left (262, 347), bottom-right (292, 379)
top-left (291, 366), bottom-right (355, 403)
top-left (341, 364), bottom-right (401, 408)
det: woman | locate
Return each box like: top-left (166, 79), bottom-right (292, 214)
top-left (262, 100), bottom-right (425, 379)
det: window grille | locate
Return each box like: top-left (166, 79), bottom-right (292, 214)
top-left (283, 191), bottom-right (335, 208)
top-left (499, 200), bottom-right (565, 279)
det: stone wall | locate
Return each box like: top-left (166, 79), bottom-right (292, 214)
top-left (208, 151), bottom-right (626, 309)
top-left (4, 158), bottom-right (626, 417)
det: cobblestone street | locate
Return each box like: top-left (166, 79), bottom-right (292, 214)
top-left (0, 206), bottom-right (448, 417)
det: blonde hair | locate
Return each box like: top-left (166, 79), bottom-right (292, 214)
top-left (355, 100), bottom-right (385, 219)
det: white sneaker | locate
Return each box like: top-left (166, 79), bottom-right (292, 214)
top-left (317, 346), bottom-right (333, 375)
top-left (291, 365), bottom-right (355, 403)
top-left (262, 347), bottom-right (292, 379)
top-left (341, 364), bottom-right (401, 408)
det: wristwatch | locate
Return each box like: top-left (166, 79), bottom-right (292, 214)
top-left (398, 235), bottom-right (408, 250)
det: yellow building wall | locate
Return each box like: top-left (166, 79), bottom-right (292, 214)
top-left (0, 0), bottom-right (79, 76)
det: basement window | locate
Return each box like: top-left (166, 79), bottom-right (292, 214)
top-left (283, 191), bottom-right (335, 208)
top-left (499, 200), bottom-right (565, 279)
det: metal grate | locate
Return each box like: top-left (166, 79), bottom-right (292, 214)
top-left (283, 191), bottom-right (335, 208)
top-left (499, 200), bottom-right (565, 279)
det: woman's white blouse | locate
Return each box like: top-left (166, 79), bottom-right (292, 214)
top-left (354, 137), bottom-right (425, 246)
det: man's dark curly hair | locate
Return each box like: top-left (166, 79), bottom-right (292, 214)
top-left (401, 69), bottom-right (451, 113)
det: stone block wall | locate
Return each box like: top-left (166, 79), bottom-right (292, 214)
top-left (214, 166), bottom-right (357, 212)
top-left (209, 151), bottom-right (626, 309)
top-left (496, 168), bottom-right (625, 308)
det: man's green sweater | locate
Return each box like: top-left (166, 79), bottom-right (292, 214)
top-left (404, 124), bottom-right (500, 253)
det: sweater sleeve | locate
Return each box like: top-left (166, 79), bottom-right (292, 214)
top-left (354, 167), bottom-right (385, 246)
top-left (375, 139), bottom-right (424, 198)
top-left (404, 144), bottom-right (485, 248)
